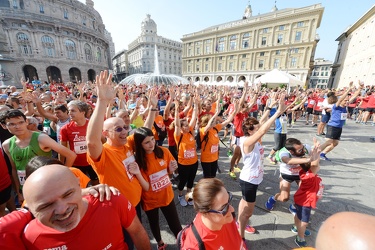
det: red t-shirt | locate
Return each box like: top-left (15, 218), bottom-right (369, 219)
top-left (307, 97), bottom-right (316, 108)
top-left (22, 195), bottom-right (136, 250)
top-left (313, 97), bottom-right (325, 111)
top-left (180, 213), bottom-right (247, 250)
top-left (294, 169), bottom-right (322, 209)
top-left (60, 120), bottom-right (89, 166)
top-left (367, 94), bottom-right (375, 108)
top-left (260, 95), bottom-right (268, 105)
top-left (360, 97), bottom-right (369, 109)
top-left (163, 112), bottom-right (185, 146)
top-left (233, 112), bottom-right (248, 137)
top-left (0, 209), bottom-right (31, 250)
top-left (0, 149), bottom-right (11, 191)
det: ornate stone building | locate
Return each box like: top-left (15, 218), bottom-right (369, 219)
top-left (181, 3), bottom-right (324, 85)
top-left (310, 58), bottom-right (332, 89)
top-left (0, 0), bottom-right (114, 86)
top-left (329, 4), bottom-right (375, 89)
top-left (112, 49), bottom-right (128, 82)
top-left (127, 14), bottom-right (182, 75)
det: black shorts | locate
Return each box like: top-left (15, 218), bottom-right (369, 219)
top-left (358, 108), bottom-right (365, 112)
top-left (306, 107), bottom-right (314, 114)
top-left (74, 165), bottom-right (98, 181)
top-left (326, 125), bottom-right (342, 140)
top-left (0, 184), bottom-right (12, 204)
top-left (313, 110), bottom-right (322, 116)
top-left (273, 133), bottom-right (287, 151)
top-left (239, 179), bottom-right (258, 203)
top-left (366, 107), bottom-right (375, 113)
top-left (281, 173), bottom-right (300, 183)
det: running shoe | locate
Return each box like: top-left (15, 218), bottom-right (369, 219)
top-left (289, 204), bottom-right (297, 216)
top-left (178, 195), bottom-right (187, 207)
top-left (157, 243), bottom-right (167, 250)
top-left (234, 166), bottom-right (241, 173)
top-left (236, 222), bottom-right (256, 234)
top-left (312, 124), bottom-right (317, 127)
top-left (320, 153), bottom-right (331, 161)
top-left (267, 156), bottom-right (277, 165)
top-left (229, 171), bottom-right (237, 179)
top-left (187, 198), bottom-right (194, 206)
top-left (295, 236), bottom-right (307, 248)
top-left (321, 132), bottom-right (326, 135)
top-left (265, 196), bottom-right (276, 210)
top-left (291, 225), bottom-right (311, 237)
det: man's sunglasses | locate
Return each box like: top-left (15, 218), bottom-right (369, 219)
top-left (208, 191), bottom-right (232, 216)
top-left (111, 125), bottom-right (130, 133)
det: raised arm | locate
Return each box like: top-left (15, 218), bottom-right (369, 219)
top-left (221, 99), bottom-right (239, 127)
top-left (336, 82), bottom-right (353, 107)
top-left (33, 92), bottom-right (58, 122)
top-left (163, 87), bottom-right (175, 120)
top-left (189, 96), bottom-right (199, 128)
top-left (143, 89), bottom-right (158, 129)
top-left (203, 99), bottom-right (220, 134)
top-left (87, 71), bottom-right (116, 160)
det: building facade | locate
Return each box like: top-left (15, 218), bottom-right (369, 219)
top-left (330, 5), bottom-right (375, 89)
top-left (310, 58), bottom-right (332, 89)
top-left (0, 0), bottom-right (113, 86)
top-left (181, 3), bottom-right (324, 85)
top-left (112, 49), bottom-right (128, 82)
top-left (127, 14), bottom-right (182, 75)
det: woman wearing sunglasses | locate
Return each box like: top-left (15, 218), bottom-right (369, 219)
top-left (178, 178), bottom-right (247, 250)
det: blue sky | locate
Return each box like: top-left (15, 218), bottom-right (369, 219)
top-left (83, 0), bottom-right (374, 61)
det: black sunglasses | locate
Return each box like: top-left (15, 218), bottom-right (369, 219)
top-left (208, 191), bottom-right (232, 216)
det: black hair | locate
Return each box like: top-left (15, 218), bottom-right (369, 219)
top-left (54, 104), bottom-right (68, 113)
top-left (26, 156), bottom-right (63, 178)
top-left (0, 109), bottom-right (26, 125)
top-left (134, 127), bottom-right (164, 171)
top-left (284, 138), bottom-right (302, 152)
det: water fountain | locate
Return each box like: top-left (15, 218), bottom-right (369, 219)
top-left (120, 45), bottom-right (188, 86)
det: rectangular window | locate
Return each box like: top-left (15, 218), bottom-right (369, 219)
top-left (242, 40), bottom-right (249, 48)
top-left (277, 34), bottom-right (283, 44)
top-left (241, 61), bottom-right (246, 70)
top-left (275, 50), bottom-right (280, 55)
top-left (279, 25), bottom-right (285, 31)
top-left (188, 65), bottom-right (191, 72)
top-left (260, 52), bottom-right (265, 56)
top-left (290, 57), bottom-right (297, 67)
top-left (218, 43), bottom-right (224, 52)
top-left (297, 21), bottom-right (304, 27)
top-left (205, 64), bottom-right (209, 71)
top-left (218, 63), bottom-right (222, 71)
top-left (261, 37), bottom-right (267, 46)
top-left (263, 28), bottom-right (268, 33)
top-left (293, 48), bottom-right (299, 53)
top-left (196, 66), bottom-right (200, 72)
top-left (196, 47), bottom-right (200, 55)
top-left (205, 45), bottom-right (211, 54)
top-left (13, 0), bottom-right (18, 8)
top-left (39, 5), bottom-right (44, 13)
top-left (325, 72), bottom-right (328, 76)
top-left (64, 10), bottom-right (68, 19)
top-left (242, 54), bottom-right (246, 58)
top-left (320, 72), bottom-right (324, 76)
top-left (259, 60), bottom-right (264, 68)
top-left (229, 62), bottom-right (233, 70)
top-left (295, 31), bottom-right (302, 41)
top-left (274, 59), bottom-right (280, 69)
top-left (188, 49), bottom-right (191, 56)
top-left (219, 56), bottom-right (223, 60)
top-left (230, 55), bottom-right (234, 59)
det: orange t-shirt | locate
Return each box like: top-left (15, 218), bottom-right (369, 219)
top-left (87, 143), bottom-right (142, 207)
top-left (152, 115), bottom-right (166, 140)
top-left (200, 124), bottom-right (222, 163)
top-left (174, 128), bottom-right (198, 165)
top-left (210, 102), bottom-right (217, 113)
top-left (141, 146), bottom-right (175, 211)
top-left (70, 167), bottom-right (90, 188)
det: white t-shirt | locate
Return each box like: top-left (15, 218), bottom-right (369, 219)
top-left (321, 98), bottom-right (333, 115)
top-left (239, 137), bottom-right (265, 185)
top-left (279, 144), bottom-right (311, 176)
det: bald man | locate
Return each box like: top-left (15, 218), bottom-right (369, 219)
top-left (316, 212), bottom-right (375, 250)
top-left (22, 164), bottom-right (150, 250)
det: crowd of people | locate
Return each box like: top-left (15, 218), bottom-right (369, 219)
top-left (0, 72), bottom-right (374, 249)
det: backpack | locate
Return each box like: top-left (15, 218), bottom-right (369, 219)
top-left (196, 127), bottom-right (218, 151)
top-left (177, 222), bottom-right (205, 250)
top-left (153, 122), bottom-right (167, 141)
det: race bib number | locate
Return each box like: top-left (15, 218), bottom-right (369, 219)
top-left (211, 144), bottom-right (219, 153)
top-left (317, 102), bottom-right (323, 107)
top-left (309, 100), bottom-right (315, 105)
top-left (43, 127), bottom-right (51, 135)
top-left (184, 149), bottom-right (196, 158)
top-left (150, 169), bottom-right (171, 192)
top-left (17, 170), bottom-right (26, 185)
top-left (340, 113), bottom-right (347, 120)
top-left (73, 141), bottom-right (87, 154)
top-left (122, 155), bottom-right (136, 181)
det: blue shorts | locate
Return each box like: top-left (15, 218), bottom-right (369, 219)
top-left (295, 204), bottom-right (312, 223)
top-left (321, 113), bottom-right (331, 123)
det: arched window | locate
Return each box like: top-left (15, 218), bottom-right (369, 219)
top-left (242, 33), bottom-right (250, 49)
top-left (65, 39), bottom-right (76, 59)
top-left (16, 32), bottom-right (32, 54)
top-left (96, 47), bottom-right (101, 62)
top-left (84, 43), bottom-right (92, 61)
top-left (41, 35), bottom-right (55, 57)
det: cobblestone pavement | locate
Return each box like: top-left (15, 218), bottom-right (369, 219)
top-left (142, 119), bottom-right (375, 249)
